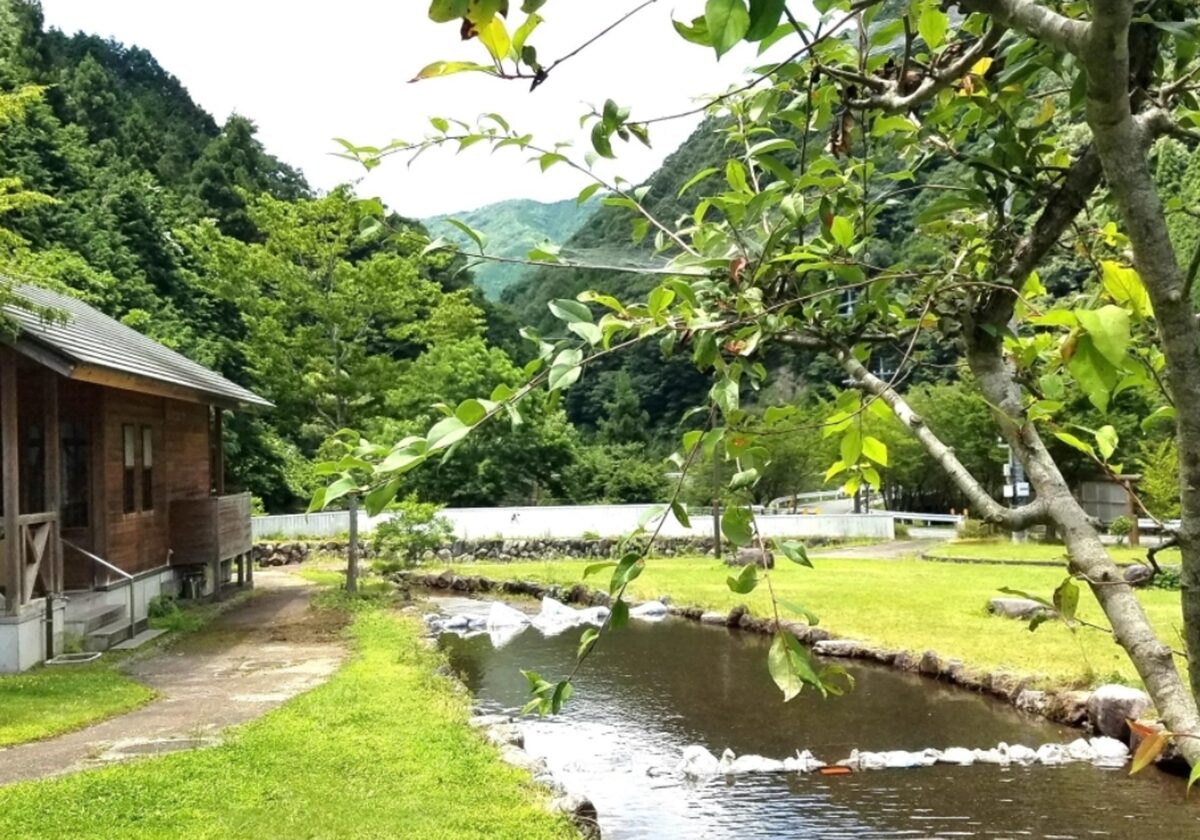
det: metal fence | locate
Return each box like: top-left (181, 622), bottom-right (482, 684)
top-left (252, 504), bottom-right (895, 542)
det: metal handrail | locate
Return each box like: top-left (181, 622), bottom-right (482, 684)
top-left (62, 538), bottom-right (136, 643)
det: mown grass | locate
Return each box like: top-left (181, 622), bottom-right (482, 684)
top-left (0, 665), bottom-right (153, 748)
top-left (451, 555), bottom-right (1185, 690)
top-left (925, 538), bottom-right (1170, 565)
top-left (0, 594), bottom-right (250, 748)
top-left (0, 609), bottom-right (573, 840)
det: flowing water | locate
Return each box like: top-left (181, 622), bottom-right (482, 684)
top-left (436, 598), bottom-right (1200, 839)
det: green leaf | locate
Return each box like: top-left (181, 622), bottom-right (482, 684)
top-left (840, 426), bottom-right (862, 465)
top-left (1188, 760), bottom-right (1200, 795)
top-left (1095, 425), bottom-right (1119, 460)
top-left (609, 552), bottom-right (644, 594)
top-left (721, 506), bottom-right (754, 547)
top-left (746, 0), bottom-right (786, 40)
top-left (583, 561), bottom-right (617, 579)
top-left (307, 485), bottom-right (326, 513)
top-left (671, 501), bottom-right (691, 528)
top-left (1054, 431), bottom-right (1096, 458)
top-left (704, 0), bottom-right (751, 57)
top-left (568, 321), bottom-right (603, 345)
top-left (428, 0), bottom-right (469, 22)
top-left (829, 215), bottom-right (854, 249)
top-left (550, 679), bottom-right (573, 713)
top-left (475, 16), bottom-right (512, 61)
top-left (590, 123), bottom-right (614, 159)
top-left (768, 633), bottom-right (803, 701)
top-left (725, 159), bottom-right (749, 193)
top-left (730, 468), bottom-right (759, 489)
top-left (610, 598), bottom-right (629, 629)
top-left (577, 627), bottom-right (600, 659)
top-left (1101, 261), bottom-right (1152, 319)
top-left (1076, 305), bottom-right (1131, 368)
top-left (918, 5), bottom-right (948, 50)
top-left (777, 540), bottom-right (811, 567)
top-left (673, 14), bottom-right (712, 46)
top-left (455, 398), bottom-right (487, 426)
top-left (647, 286), bottom-right (675, 317)
top-left (323, 475), bottom-right (358, 507)
top-left (779, 599), bottom-right (819, 625)
top-left (677, 166), bottom-right (720, 198)
top-left (726, 563), bottom-right (759, 594)
top-left (427, 416), bottom-right (471, 452)
top-left (710, 376), bottom-right (740, 416)
top-left (364, 479), bottom-right (401, 516)
top-left (1053, 577), bottom-right (1080, 623)
top-left (1066, 334), bottom-right (1120, 412)
top-left (512, 12), bottom-right (542, 53)
top-left (548, 298), bottom-right (593, 323)
top-left (548, 348), bottom-right (583, 391)
top-left (577, 183), bottom-right (602, 205)
top-left (445, 218), bottom-right (487, 252)
top-left (861, 435), bottom-right (888, 466)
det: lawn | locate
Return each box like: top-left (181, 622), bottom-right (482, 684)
top-left (0, 608), bottom-right (573, 840)
top-left (925, 539), bottom-right (1170, 565)
top-left (0, 665), bottom-right (153, 748)
top-left (450, 555), bottom-right (1184, 690)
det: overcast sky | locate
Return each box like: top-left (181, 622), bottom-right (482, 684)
top-left (38, 2), bottom-right (794, 218)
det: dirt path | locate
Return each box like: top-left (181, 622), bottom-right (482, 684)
top-left (811, 539), bottom-right (940, 560)
top-left (0, 570), bottom-right (345, 786)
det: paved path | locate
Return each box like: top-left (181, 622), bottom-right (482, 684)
top-left (812, 539), bottom-right (940, 560)
top-left (0, 570), bottom-right (346, 786)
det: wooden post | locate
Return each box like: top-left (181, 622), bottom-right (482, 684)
top-left (43, 375), bottom-right (60, 597)
top-left (346, 493), bottom-right (359, 594)
top-left (212, 408), bottom-right (225, 496)
top-left (2, 351), bottom-right (20, 614)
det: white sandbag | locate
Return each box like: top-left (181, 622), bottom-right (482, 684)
top-left (486, 601), bottom-right (531, 629)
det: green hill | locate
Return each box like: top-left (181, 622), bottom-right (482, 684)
top-left (424, 195), bottom-right (596, 299)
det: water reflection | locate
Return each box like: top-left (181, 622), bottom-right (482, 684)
top-left (438, 601), bottom-right (1199, 839)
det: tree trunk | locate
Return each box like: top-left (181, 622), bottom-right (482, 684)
top-left (347, 493), bottom-right (359, 595)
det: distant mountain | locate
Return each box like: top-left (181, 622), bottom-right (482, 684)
top-left (424, 196), bottom-right (597, 299)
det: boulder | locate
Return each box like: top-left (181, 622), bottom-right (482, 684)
top-left (726, 548), bottom-right (775, 569)
top-left (988, 597), bottom-right (1050, 620)
top-left (1046, 690), bottom-right (1091, 726)
top-left (1123, 564), bottom-right (1155, 587)
top-left (814, 639), bottom-right (866, 658)
top-left (726, 604), bottom-right (749, 628)
top-left (918, 650), bottom-right (941, 676)
top-left (548, 794), bottom-right (600, 840)
top-left (1015, 689), bottom-right (1047, 715)
top-left (699, 611), bottom-right (727, 626)
top-left (1087, 684), bottom-right (1152, 740)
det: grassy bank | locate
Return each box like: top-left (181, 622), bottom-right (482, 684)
top-left (0, 608), bottom-right (572, 840)
top-left (450, 555), bottom-right (1182, 690)
top-left (924, 539), bottom-right (1166, 565)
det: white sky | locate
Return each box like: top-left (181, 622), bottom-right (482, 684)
top-left (38, 1), bottom-right (795, 218)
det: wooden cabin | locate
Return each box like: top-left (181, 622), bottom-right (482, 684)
top-left (0, 284), bottom-right (271, 672)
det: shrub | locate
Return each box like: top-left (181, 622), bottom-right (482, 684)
top-left (1152, 565), bottom-right (1182, 591)
top-left (1109, 515), bottom-right (1134, 545)
top-left (956, 518), bottom-right (994, 540)
top-left (372, 496), bottom-right (454, 566)
top-left (894, 523), bottom-right (910, 539)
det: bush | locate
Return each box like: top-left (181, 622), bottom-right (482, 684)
top-left (956, 518), bottom-right (995, 540)
top-left (372, 496), bottom-right (454, 567)
top-left (1151, 565), bottom-right (1182, 591)
top-left (1109, 515), bottom-right (1134, 545)
top-left (147, 596), bottom-right (202, 632)
top-left (147, 595), bottom-right (178, 619)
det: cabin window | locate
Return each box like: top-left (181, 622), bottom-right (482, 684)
top-left (141, 426), bottom-right (154, 511)
top-left (23, 423), bottom-right (45, 514)
top-left (61, 421), bottom-right (90, 528)
top-left (122, 424), bottom-right (136, 513)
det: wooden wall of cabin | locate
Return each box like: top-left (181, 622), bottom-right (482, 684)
top-left (99, 389), bottom-right (211, 578)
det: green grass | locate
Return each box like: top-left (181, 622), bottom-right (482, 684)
top-left (925, 539), bottom-right (1169, 565)
top-left (451, 555), bottom-right (1185, 690)
top-left (0, 609), bottom-right (573, 840)
top-left (0, 665), bottom-right (153, 748)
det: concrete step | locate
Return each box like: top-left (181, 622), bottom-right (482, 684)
top-left (64, 603), bottom-right (126, 636)
top-left (110, 628), bottom-right (166, 651)
top-left (84, 619), bottom-right (134, 652)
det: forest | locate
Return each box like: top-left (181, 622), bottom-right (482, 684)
top-left (0, 0), bottom-right (1188, 519)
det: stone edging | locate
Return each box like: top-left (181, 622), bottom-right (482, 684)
top-left (393, 569), bottom-right (1153, 743)
top-left (412, 611), bottom-right (601, 839)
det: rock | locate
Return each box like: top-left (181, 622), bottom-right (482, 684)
top-left (918, 650), bottom-right (941, 676)
top-left (468, 714), bottom-right (512, 728)
top-left (814, 639), bottom-right (866, 658)
top-left (499, 744), bottom-right (547, 774)
top-left (1123, 564), bottom-right (1155, 587)
top-left (1046, 690), bottom-right (1091, 726)
top-left (726, 604), bottom-right (749, 628)
top-left (549, 794), bottom-right (600, 840)
top-left (1087, 684), bottom-right (1152, 740)
top-left (484, 724), bottom-right (524, 748)
top-left (988, 597), bottom-right (1051, 620)
top-left (437, 548), bottom-right (452, 561)
top-left (1015, 689), bottom-right (1047, 715)
top-left (699, 611), bottom-right (727, 626)
top-left (726, 547), bottom-right (775, 569)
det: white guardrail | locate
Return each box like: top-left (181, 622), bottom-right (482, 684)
top-left (252, 504), bottom-right (896, 542)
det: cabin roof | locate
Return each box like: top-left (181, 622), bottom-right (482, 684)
top-left (3, 283), bottom-right (272, 410)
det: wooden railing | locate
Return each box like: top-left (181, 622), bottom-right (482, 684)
top-left (0, 510), bottom-right (60, 608)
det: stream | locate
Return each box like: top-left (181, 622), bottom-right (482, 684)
top-left (435, 597), bottom-right (1200, 839)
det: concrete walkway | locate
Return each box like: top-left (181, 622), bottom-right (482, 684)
top-left (812, 539), bottom-right (940, 560)
top-left (0, 570), bottom-right (346, 786)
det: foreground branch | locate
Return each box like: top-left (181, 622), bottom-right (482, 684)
top-left (838, 351), bottom-right (1049, 530)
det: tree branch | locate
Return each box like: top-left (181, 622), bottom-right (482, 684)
top-left (838, 350), bottom-right (1048, 530)
top-left (849, 27), bottom-right (1006, 111)
top-left (955, 0), bottom-right (1089, 54)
